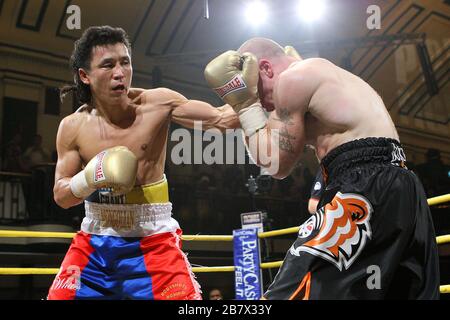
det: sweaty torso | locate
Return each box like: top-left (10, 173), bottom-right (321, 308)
top-left (73, 89), bottom-right (174, 185)
top-left (289, 58), bottom-right (399, 161)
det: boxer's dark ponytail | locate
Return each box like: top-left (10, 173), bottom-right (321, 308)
top-left (60, 26), bottom-right (131, 106)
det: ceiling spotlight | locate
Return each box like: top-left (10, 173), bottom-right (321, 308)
top-left (297, 0), bottom-right (325, 22)
top-left (245, 1), bottom-right (268, 26)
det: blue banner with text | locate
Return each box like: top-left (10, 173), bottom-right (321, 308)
top-left (233, 228), bottom-right (262, 300)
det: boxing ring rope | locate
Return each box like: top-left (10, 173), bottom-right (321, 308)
top-left (0, 193), bottom-right (448, 295)
top-left (0, 230), bottom-right (234, 241)
top-left (258, 194), bottom-right (450, 238)
top-left (437, 235), bottom-right (450, 245)
top-left (427, 194), bottom-right (450, 206)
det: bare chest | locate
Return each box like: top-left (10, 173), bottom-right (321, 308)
top-left (77, 114), bottom-right (169, 164)
top-left (303, 110), bottom-right (351, 160)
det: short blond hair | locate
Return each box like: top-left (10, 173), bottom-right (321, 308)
top-left (238, 37), bottom-right (285, 60)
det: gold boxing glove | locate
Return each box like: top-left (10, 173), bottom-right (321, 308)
top-left (284, 45), bottom-right (301, 59)
top-left (204, 50), bottom-right (259, 113)
top-left (70, 146), bottom-right (138, 199)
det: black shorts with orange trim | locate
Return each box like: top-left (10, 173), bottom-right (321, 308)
top-left (264, 138), bottom-right (440, 300)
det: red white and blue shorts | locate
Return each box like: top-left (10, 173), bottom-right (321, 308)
top-left (47, 201), bottom-right (201, 300)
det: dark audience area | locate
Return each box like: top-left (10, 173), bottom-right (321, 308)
top-left (0, 138), bottom-right (448, 236)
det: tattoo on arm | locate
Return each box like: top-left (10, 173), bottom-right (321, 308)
top-left (273, 108), bottom-right (296, 153)
top-left (274, 108), bottom-right (293, 125)
top-left (279, 127), bottom-right (296, 154)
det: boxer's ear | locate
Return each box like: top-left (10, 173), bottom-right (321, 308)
top-left (78, 68), bottom-right (90, 85)
top-left (259, 59), bottom-right (273, 78)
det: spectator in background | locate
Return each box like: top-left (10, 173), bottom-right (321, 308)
top-left (300, 167), bottom-right (314, 201)
top-left (223, 165), bottom-right (244, 194)
top-left (208, 288), bottom-right (223, 300)
top-left (23, 134), bottom-right (50, 170)
top-left (278, 175), bottom-right (294, 198)
top-left (416, 148), bottom-right (450, 197)
top-left (2, 133), bottom-right (26, 172)
top-left (194, 172), bottom-right (215, 232)
top-left (196, 173), bottom-right (213, 192)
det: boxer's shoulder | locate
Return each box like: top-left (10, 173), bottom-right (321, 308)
top-left (279, 58), bottom-right (333, 95)
top-left (139, 87), bottom-right (187, 108)
top-left (140, 87), bottom-right (184, 100)
top-left (67, 104), bottom-right (96, 124)
top-left (301, 57), bottom-right (333, 67)
top-left (60, 105), bottom-right (95, 132)
top-left (74, 103), bottom-right (93, 114)
top-left (57, 113), bottom-right (85, 147)
top-left (285, 58), bottom-right (333, 77)
top-left (61, 111), bottom-right (85, 126)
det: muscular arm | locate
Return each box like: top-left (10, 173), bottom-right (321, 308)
top-left (169, 91), bottom-right (240, 132)
top-left (53, 116), bottom-right (84, 209)
top-left (245, 65), bottom-right (317, 179)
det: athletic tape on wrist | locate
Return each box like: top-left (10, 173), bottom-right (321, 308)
top-left (70, 170), bottom-right (95, 199)
top-left (238, 103), bottom-right (267, 137)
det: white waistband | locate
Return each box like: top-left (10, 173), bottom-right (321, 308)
top-left (81, 201), bottom-right (179, 237)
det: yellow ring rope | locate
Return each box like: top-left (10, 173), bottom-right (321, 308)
top-left (0, 230), bottom-right (75, 238)
top-left (0, 266), bottom-right (447, 294)
top-left (181, 235), bottom-right (233, 241)
top-left (436, 235), bottom-right (450, 245)
top-left (0, 268), bottom-right (59, 275)
top-left (258, 193), bottom-right (450, 239)
top-left (427, 194), bottom-right (450, 207)
top-left (261, 261), bottom-right (283, 269)
top-left (0, 193), bottom-right (447, 240)
top-left (0, 267), bottom-right (234, 274)
top-left (1, 231), bottom-right (449, 244)
top-left (259, 227), bottom-right (300, 239)
top-left (192, 266), bottom-right (235, 273)
top-left (0, 230), bottom-right (233, 241)
top-left (440, 285), bottom-right (450, 294)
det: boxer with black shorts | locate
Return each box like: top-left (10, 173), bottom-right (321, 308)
top-left (205, 38), bottom-right (439, 299)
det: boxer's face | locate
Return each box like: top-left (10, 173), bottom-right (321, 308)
top-left (258, 57), bottom-right (292, 112)
top-left (80, 43), bottom-right (132, 105)
top-left (209, 290), bottom-right (223, 300)
top-left (258, 78), bottom-right (275, 112)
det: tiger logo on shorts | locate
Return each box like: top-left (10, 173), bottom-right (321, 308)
top-left (290, 192), bottom-right (373, 271)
